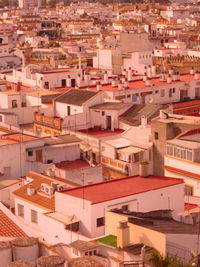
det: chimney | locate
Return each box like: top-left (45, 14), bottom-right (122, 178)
top-left (143, 72), bottom-right (148, 81)
top-left (190, 67), bottom-right (194, 75)
top-left (160, 109), bottom-right (168, 119)
top-left (118, 82), bottom-right (123, 90)
top-left (151, 65), bottom-right (156, 77)
top-left (122, 68), bottom-right (127, 76)
top-left (77, 74), bottom-right (81, 87)
top-left (147, 65), bottom-right (152, 78)
top-left (195, 73), bottom-right (199, 80)
top-left (104, 71), bottom-right (108, 83)
top-left (139, 161), bottom-right (149, 177)
top-left (112, 78), bottom-right (118, 87)
top-left (84, 72), bottom-right (90, 83)
top-left (128, 67), bottom-right (132, 81)
top-left (167, 75), bottom-right (172, 84)
top-left (124, 78), bottom-right (129, 88)
top-left (27, 184), bottom-right (36, 196)
top-left (145, 79), bottom-right (151, 87)
top-left (169, 68), bottom-right (174, 75)
top-left (67, 75), bottom-right (71, 87)
top-left (97, 81), bottom-right (102, 91)
top-left (141, 115), bottom-right (147, 128)
top-left (117, 221), bottom-right (130, 249)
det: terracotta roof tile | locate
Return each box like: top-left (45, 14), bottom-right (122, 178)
top-left (0, 210), bottom-right (27, 237)
top-left (13, 172), bottom-right (77, 211)
top-left (62, 175), bottom-right (184, 204)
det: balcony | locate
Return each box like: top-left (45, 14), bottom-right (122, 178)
top-left (34, 112), bottom-right (63, 129)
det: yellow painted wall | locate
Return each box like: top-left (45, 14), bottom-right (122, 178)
top-left (105, 212), bottom-right (166, 256)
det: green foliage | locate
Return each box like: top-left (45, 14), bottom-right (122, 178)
top-left (49, 41), bottom-right (60, 47)
top-left (149, 250), bottom-right (193, 267)
top-left (0, 0), bottom-right (9, 8)
top-left (47, 0), bottom-right (56, 8)
top-left (58, 54), bottom-right (67, 60)
top-left (97, 235), bottom-right (117, 247)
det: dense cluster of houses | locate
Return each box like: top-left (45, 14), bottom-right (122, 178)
top-left (0, 1), bottom-right (200, 266)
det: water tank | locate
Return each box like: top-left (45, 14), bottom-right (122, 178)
top-left (8, 260), bottom-right (36, 267)
top-left (139, 161), bottom-right (149, 177)
top-left (36, 255), bottom-right (65, 267)
top-left (0, 241), bottom-right (12, 267)
top-left (12, 237), bottom-right (39, 262)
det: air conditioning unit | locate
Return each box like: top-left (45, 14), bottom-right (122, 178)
top-left (51, 182), bottom-right (58, 190)
top-left (41, 183), bottom-right (54, 195)
top-left (44, 184), bottom-right (54, 195)
top-left (56, 184), bottom-right (67, 191)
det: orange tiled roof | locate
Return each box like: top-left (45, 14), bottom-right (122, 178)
top-left (13, 172), bottom-right (77, 211)
top-left (0, 210), bottom-right (27, 237)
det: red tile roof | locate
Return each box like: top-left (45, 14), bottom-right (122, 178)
top-left (62, 175), bottom-right (184, 204)
top-left (88, 73), bottom-right (198, 92)
top-left (0, 210), bottom-right (27, 237)
top-left (55, 159), bottom-right (91, 171)
top-left (78, 128), bottom-right (124, 138)
top-left (173, 99), bottom-right (200, 110)
top-left (184, 203), bottom-right (198, 211)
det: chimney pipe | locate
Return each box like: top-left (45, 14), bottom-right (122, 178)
top-left (139, 161), bottom-right (149, 178)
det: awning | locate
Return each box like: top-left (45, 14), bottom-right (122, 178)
top-left (178, 206), bottom-right (200, 217)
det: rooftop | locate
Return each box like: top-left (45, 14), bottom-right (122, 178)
top-left (68, 256), bottom-right (103, 267)
top-left (78, 127), bottom-right (124, 138)
top-left (44, 134), bottom-right (81, 146)
top-left (45, 212), bottom-right (80, 225)
top-left (55, 159), bottom-right (91, 171)
top-left (55, 89), bottom-right (98, 106)
top-left (89, 73), bottom-right (199, 93)
top-left (13, 172), bottom-right (77, 211)
top-left (70, 240), bottom-right (98, 251)
top-left (0, 179), bottom-right (22, 190)
top-left (90, 102), bottom-right (131, 110)
top-left (0, 209), bottom-right (27, 237)
top-left (0, 133), bottom-right (38, 146)
top-left (62, 175), bottom-right (184, 204)
top-left (119, 104), bottom-right (164, 126)
top-left (97, 235), bottom-right (117, 247)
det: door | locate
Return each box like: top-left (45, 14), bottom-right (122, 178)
top-left (61, 79), bottom-right (66, 87)
top-left (71, 79), bottom-right (76, 87)
top-left (36, 150), bottom-right (43, 162)
top-left (180, 90), bottom-right (187, 101)
top-left (106, 116), bottom-right (112, 130)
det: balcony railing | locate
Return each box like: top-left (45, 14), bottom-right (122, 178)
top-left (34, 112), bottom-right (63, 129)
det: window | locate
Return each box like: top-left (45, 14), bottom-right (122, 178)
top-left (44, 81), bottom-right (49, 89)
top-left (102, 111), bottom-right (105, 116)
top-left (96, 217), bottom-right (104, 227)
top-left (160, 90), bottom-right (165, 97)
top-left (65, 222), bottom-right (79, 232)
top-left (134, 152), bottom-right (140, 162)
top-left (172, 88), bottom-right (175, 93)
top-left (73, 248), bottom-right (79, 256)
top-left (154, 132), bottom-right (159, 140)
top-left (185, 185), bottom-right (193, 196)
top-left (12, 100), bottom-right (17, 108)
top-left (28, 150), bottom-right (33, 157)
top-left (18, 204), bottom-right (24, 217)
top-left (122, 204), bottom-right (129, 211)
top-left (31, 209), bottom-right (38, 223)
top-left (67, 106), bottom-right (71, 116)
